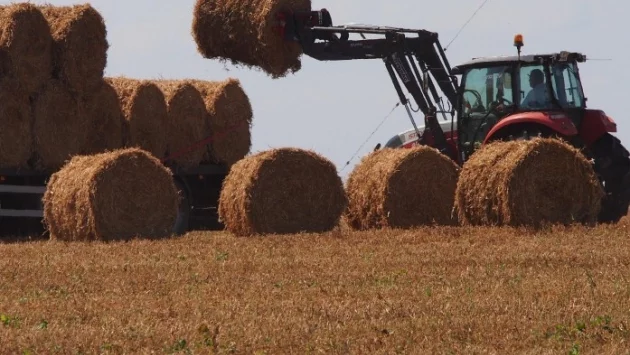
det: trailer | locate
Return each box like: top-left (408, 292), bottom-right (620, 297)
top-left (0, 129), bottom-right (237, 238)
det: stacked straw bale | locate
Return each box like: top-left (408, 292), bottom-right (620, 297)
top-left (80, 80), bottom-right (124, 155)
top-left (190, 78), bottom-right (253, 166)
top-left (106, 77), bottom-right (169, 159)
top-left (0, 3), bottom-right (52, 94)
top-left (32, 79), bottom-right (85, 170)
top-left (154, 80), bottom-right (208, 168)
top-left (454, 138), bottom-right (603, 227)
top-left (218, 148), bottom-right (347, 236)
top-left (36, 3), bottom-right (115, 163)
top-left (39, 4), bottom-right (108, 94)
top-left (0, 3), bottom-right (52, 168)
top-left (43, 148), bottom-right (179, 241)
top-left (12, 4), bottom-right (117, 170)
top-left (0, 79), bottom-right (32, 168)
top-left (345, 146), bottom-right (460, 230)
top-left (0, 2), bottom-right (253, 172)
top-left (192, 0), bottom-right (311, 78)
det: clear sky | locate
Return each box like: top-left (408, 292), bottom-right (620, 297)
top-left (14, 0), bottom-right (628, 178)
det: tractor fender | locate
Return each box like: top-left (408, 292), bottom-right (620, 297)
top-left (484, 111), bottom-right (578, 143)
top-left (580, 109), bottom-right (617, 146)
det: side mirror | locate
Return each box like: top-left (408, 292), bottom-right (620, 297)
top-left (451, 75), bottom-right (459, 88)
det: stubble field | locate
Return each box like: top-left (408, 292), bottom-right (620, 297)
top-left (1, 220), bottom-right (630, 354)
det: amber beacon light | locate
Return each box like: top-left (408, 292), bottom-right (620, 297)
top-left (514, 34), bottom-right (524, 59)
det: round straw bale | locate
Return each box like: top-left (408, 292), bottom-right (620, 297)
top-left (218, 148), bottom-right (347, 236)
top-left (190, 78), bottom-right (252, 166)
top-left (43, 148), bottom-right (179, 241)
top-left (0, 3), bottom-right (52, 94)
top-left (106, 77), bottom-right (168, 159)
top-left (192, 0), bottom-right (311, 78)
top-left (454, 138), bottom-right (603, 227)
top-left (345, 146), bottom-right (460, 230)
top-left (33, 79), bottom-right (85, 170)
top-left (0, 79), bottom-right (32, 169)
top-left (80, 80), bottom-right (124, 154)
top-left (39, 4), bottom-right (108, 94)
top-left (155, 80), bottom-right (207, 168)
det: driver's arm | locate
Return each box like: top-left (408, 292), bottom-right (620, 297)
top-left (521, 90), bottom-right (533, 108)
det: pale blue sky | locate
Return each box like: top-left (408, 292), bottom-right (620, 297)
top-left (13, 0), bottom-right (628, 177)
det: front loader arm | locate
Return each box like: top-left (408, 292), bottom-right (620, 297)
top-left (277, 9), bottom-right (459, 160)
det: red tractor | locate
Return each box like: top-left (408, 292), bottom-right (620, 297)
top-left (279, 9), bottom-right (630, 223)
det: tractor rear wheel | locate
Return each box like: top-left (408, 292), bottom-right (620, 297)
top-left (589, 133), bottom-right (630, 223)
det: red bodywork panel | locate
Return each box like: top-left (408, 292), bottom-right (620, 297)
top-left (401, 129), bottom-right (460, 160)
top-left (579, 109), bottom-right (617, 145)
top-left (484, 109), bottom-right (616, 146)
top-left (396, 109), bottom-right (616, 164)
top-left (484, 111), bottom-right (578, 143)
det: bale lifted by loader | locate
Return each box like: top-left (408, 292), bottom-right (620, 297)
top-left (276, 8), bottom-right (630, 223)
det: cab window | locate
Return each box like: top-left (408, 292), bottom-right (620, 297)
top-left (459, 65), bottom-right (512, 151)
top-left (518, 64), bottom-right (554, 109)
top-left (518, 62), bottom-right (585, 110)
top-left (460, 65), bottom-right (513, 116)
top-left (551, 62), bottom-right (584, 108)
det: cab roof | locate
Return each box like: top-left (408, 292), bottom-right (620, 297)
top-left (451, 51), bottom-right (586, 75)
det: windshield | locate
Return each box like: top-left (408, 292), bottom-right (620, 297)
top-left (460, 65), bottom-right (513, 116)
top-left (517, 62), bottom-right (585, 110)
top-left (459, 65), bottom-right (513, 153)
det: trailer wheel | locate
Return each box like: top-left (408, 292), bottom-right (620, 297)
top-left (172, 179), bottom-right (190, 236)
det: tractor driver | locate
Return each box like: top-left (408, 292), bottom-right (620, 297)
top-left (521, 68), bottom-right (551, 109)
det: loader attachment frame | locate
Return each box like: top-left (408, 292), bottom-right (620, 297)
top-left (279, 10), bottom-right (459, 160)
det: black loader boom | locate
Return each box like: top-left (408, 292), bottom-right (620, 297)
top-left (277, 9), bottom-right (460, 161)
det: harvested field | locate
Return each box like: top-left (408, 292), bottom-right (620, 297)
top-left (1, 222), bottom-right (630, 353)
top-left (455, 138), bottom-right (603, 227)
top-left (190, 78), bottom-right (252, 165)
top-left (155, 80), bottom-right (208, 168)
top-left (39, 4), bottom-right (108, 94)
top-left (345, 146), bottom-right (460, 230)
top-left (42, 148), bottom-right (178, 242)
top-left (0, 3), bottom-right (52, 94)
top-left (218, 148), bottom-right (347, 236)
top-left (80, 80), bottom-right (124, 154)
top-left (0, 79), bottom-right (32, 168)
top-left (32, 79), bottom-right (85, 170)
top-left (192, 0), bottom-right (311, 78)
top-left (106, 77), bottom-right (168, 159)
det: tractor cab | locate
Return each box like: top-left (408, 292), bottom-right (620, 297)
top-left (451, 40), bottom-right (588, 161)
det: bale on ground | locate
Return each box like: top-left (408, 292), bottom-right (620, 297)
top-left (454, 137), bottom-right (603, 227)
top-left (345, 146), bottom-right (460, 230)
top-left (0, 79), bottom-right (32, 168)
top-left (106, 77), bottom-right (169, 159)
top-left (39, 4), bottom-right (108, 94)
top-left (0, 3), bottom-right (52, 94)
top-left (192, 0), bottom-right (311, 78)
top-left (43, 148), bottom-right (179, 241)
top-left (190, 78), bottom-right (252, 166)
top-left (154, 80), bottom-right (208, 168)
top-left (218, 148), bottom-right (347, 236)
top-left (33, 79), bottom-right (85, 170)
top-left (80, 79), bottom-right (124, 154)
